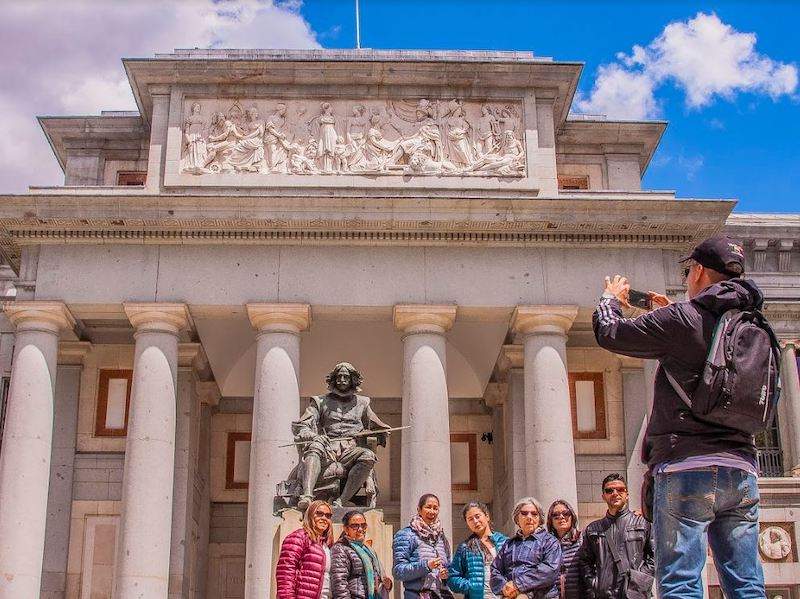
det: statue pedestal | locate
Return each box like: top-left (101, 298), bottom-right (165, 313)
top-left (270, 508), bottom-right (395, 598)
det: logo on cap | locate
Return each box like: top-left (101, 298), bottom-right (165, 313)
top-left (728, 242), bottom-right (744, 257)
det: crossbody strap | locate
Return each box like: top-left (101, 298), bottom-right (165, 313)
top-left (663, 366), bottom-right (693, 409)
top-left (604, 525), bottom-right (629, 576)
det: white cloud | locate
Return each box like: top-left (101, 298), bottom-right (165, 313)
top-left (0, 0), bottom-right (320, 192)
top-left (576, 12), bottom-right (798, 120)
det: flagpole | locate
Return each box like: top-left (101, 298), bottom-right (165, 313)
top-left (355, 0), bottom-right (361, 49)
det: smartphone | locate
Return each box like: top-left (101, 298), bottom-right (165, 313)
top-left (628, 289), bottom-right (652, 310)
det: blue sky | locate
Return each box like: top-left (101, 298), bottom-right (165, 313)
top-left (1, 1), bottom-right (796, 213)
top-left (297, 0), bottom-right (799, 213)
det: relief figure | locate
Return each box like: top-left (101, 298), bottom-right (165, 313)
top-left (204, 112), bottom-right (240, 173)
top-left (227, 106), bottom-right (266, 173)
top-left (264, 103), bottom-right (289, 174)
top-left (180, 102), bottom-right (209, 174)
top-left (315, 102), bottom-right (339, 173)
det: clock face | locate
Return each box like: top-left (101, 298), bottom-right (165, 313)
top-left (758, 526), bottom-right (792, 561)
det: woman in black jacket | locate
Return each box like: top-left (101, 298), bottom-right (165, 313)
top-left (546, 500), bottom-right (582, 599)
top-left (331, 510), bottom-right (392, 599)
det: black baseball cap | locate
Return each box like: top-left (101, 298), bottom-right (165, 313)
top-left (680, 235), bottom-right (745, 277)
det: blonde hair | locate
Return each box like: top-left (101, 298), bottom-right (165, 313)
top-left (303, 499), bottom-right (333, 546)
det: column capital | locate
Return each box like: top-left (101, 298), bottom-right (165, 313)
top-left (496, 344), bottom-right (523, 381)
top-left (780, 339), bottom-right (800, 351)
top-left (483, 381), bottom-right (508, 407)
top-left (3, 300), bottom-right (76, 334)
top-left (247, 303), bottom-right (310, 334)
top-left (393, 304), bottom-right (457, 335)
top-left (58, 341), bottom-right (92, 365)
top-left (124, 302), bottom-right (192, 335)
top-left (511, 305), bottom-right (578, 336)
top-left (618, 355), bottom-right (645, 370)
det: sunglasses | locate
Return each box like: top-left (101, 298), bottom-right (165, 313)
top-left (551, 511), bottom-right (571, 520)
top-left (519, 510), bottom-right (539, 518)
top-left (603, 487), bottom-right (628, 495)
top-left (315, 511), bottom-right (333, 519)
top-left (347, 523), bottom-right (368, 530)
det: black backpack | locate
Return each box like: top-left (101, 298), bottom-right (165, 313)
top-left (664, 308), bottom-right (781, 435)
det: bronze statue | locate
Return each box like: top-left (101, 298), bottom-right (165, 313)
top-left (277, 362), bottom-right (391, 511)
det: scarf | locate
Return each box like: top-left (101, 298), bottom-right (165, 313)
top-left (410, 514), bottom-right (443, 545)
top-left (351, 541), bottom-right (380, 599)
top-left (465, 532), bottom-right (496, 564)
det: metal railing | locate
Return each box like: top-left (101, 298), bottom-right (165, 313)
top-left (757, 448), bottom-right (785, 478)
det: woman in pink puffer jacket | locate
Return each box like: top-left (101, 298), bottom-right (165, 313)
top-left (277, 500), bottom-right (335, 599)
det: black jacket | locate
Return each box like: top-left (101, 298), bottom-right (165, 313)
top-left (577, 508), bottom-right (654, 599)
top-left (592, 279), bottom-right (761, 467)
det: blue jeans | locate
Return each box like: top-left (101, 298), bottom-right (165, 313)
top-left (653, 467), bottom-right (765, 598)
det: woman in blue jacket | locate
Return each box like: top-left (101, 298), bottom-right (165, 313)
top-left (490, 496), bottom-right (562, 599)
top-left (448, 501), bottom-right (508, 599)
top-left (393, 493), bottom-right (452, 599)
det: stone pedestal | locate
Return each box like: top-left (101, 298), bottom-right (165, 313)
top-left (245, 304), bottom-right (310, 599)
top-left (114, 303), bottom-right (191, 599)
top-left (394, 305), bottom-right (456, 540)
top-left (512, 305), bottom-right (578, 510)
top-left (0, 301), bottom-right (75, 598)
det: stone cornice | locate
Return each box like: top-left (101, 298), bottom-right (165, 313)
top-left (0, 194), bottom-right (732, 272)
top-left (123, 302), bottom-right (193, 336)
top-left (246, 303), bottom-right (311, 334)
top-left (511, 305), bottom-right (579, 336)
top-left (393, 304), bottom-right (457, 335)
top-left (3, 300), bottom-right (77, 334)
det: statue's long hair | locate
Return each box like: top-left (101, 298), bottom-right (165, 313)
top-left (325, 362), bottom-right (363, 392)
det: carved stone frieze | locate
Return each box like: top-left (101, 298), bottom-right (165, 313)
top-left (180, 98), bottom-right (526, 177)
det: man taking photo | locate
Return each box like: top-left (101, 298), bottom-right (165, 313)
top-left (592, 235), bottom-right (778, 599)
top-left (578, 473), bottom-right (654, 598)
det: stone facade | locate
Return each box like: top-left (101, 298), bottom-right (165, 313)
top-left (0, 48), bottom-right (797, 598)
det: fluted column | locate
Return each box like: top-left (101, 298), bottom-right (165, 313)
top-left (0, 301), bottom-right (75, 598)
top-left (114, 303), bottom-right (190, 599)
top-left (780, 342), bottom-right (800, 473)
top-left (394, 305), bottom-right (456, 540)
top-left (245, 304), bottom-right (310, 599)
top-left (512, 305), bottom-right (578, 510)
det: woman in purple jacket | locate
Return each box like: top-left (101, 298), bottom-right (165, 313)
top-left (490, 497), bottom-right (562, 599)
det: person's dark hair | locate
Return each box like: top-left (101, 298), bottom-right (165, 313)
top-left (546, 499), bottom-right (580, 543)
top-left (325, 362), bottom-right (363, 392)
top-left (602, 473), bottom-right (626, 488)
top-left (462, 501), bottom-right (489, 520)
top-left (462, 501), bottom-right (494, 561)
top-left (417, 493), bottom-right (440, 509)
top-left (342, 510), bottom-right (365, 526)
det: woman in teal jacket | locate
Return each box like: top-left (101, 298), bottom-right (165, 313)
top-left (448, 501), bottom-right (508, 599)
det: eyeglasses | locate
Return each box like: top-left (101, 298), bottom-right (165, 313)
top-left (315, 511), bottom-right (333, 519)
top-left (603, 487), bottom-right (628, 495)
top-left (551, 511), bottom-right (571, 520)
top-left (519, 510), bottom-right (539, 518)
top-left (347, 523), bottom-right (368, 530)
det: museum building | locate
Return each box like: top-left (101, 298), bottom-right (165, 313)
top-left (0, 49), bottom-right (798, 599)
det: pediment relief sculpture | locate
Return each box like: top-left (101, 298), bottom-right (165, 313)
top-left (180, 98), bottom-right (526, 177)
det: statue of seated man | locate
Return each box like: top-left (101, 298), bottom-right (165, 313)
top-left (295, 362), bottom-right (391, 510)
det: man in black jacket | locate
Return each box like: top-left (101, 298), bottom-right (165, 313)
top-left (592, 235), bottom-right (766, 599)
top-left (578, 473), bottom-right (654, 598)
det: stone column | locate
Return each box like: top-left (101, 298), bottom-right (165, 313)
top-left (114, 303), bottom-right (191, 599)
top-left (244, 304), bottom-right (310, 599)
top-left (0, 301), bottom-right (76, 598)
top-left (394, 305), bottom-right (456, 540)
top-left (511, 305), bottom-right (578, 510)
top-left (780, 342), bottom-right (800, 473)
top-left (496, 345), bottom-right (527, 528)
top-left (41, 342), bottom-right (91, 599)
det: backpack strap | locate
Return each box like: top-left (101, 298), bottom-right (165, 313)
top-left (661, 308), bottom-right (736, 410)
